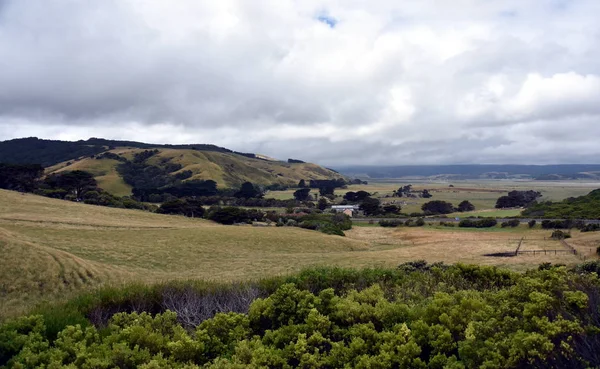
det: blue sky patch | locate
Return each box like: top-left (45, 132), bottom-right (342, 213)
top-left (316, 14), bottom-right (337, 28)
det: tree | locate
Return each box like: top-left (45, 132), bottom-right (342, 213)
top-left (0, 163), bottom-right (44, 192)
top-left (297, 179), bottom-right (306, 188)
top-left (319, 187), bottom-right (335, 196)
top-left (317, 198), bottom-right (329, 211)
top-left (395, 184), bottom-right (412, 197)
top-left (360, 197), bottom-right (381, 216)
top-left (293, 188), bottom-right (311, 201)
top-left (421, 189), bottom-right (432, 198)
top-left (44, 170), bottom-right (97, 199)
top-left (382, 204), bottom-right (401, 215)
top-left (495, 190), bottom-right (541, 208)
top-left (235, 182), bottom-right (262, 199)
top-left (457, 200), bottom-right (475, 212)
top-left (344, 190), bottom-right (370, 202)
top-left (158, 199), bottom-right (205, 218)
top-left (528, 220), bottom-right (537, 228)
top-left (421, 200), bottom-right (454, 215)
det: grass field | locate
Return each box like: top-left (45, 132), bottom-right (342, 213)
top-left (1, 189), bottom-right (598, 319)
top-left (264, 180), bottom-right (600, 214)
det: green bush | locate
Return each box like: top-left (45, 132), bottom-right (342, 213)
top-left (458, 218), bottom-right (497, 228)
top-left (379, 219), bottom-right (403, 227)
top-left (3, 264), bottom-right (600, 368)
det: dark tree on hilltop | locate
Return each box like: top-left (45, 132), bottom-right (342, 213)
top-left (44, 170), bottom-right (97, 198)
top-left (297, 179), bottom-right (307, 188)
top-left (421, 200), bottom-right (455, 215)
top-left (293, 188), bottom-right (311, 201)
top-left (495, 190), bottom-right (541, 208)
top-left (457, 200), bottom-right (475, 212)
top-left (234, 182), bottom-right (263, 199)
top-left (0, 163), bottom-right (44, 192)
top-left (360, 197), bottom-right (381, 216)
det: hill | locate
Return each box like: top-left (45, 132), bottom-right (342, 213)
top-left (0, 137), bottom-right (343, 193)
top-left (0, 189), bottom-right (369, 317)
top-left (523, 188), bottom-right (600, 219)
top-left (336, 164), bottom-right (600, 180)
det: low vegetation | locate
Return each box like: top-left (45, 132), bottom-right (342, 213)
top-left (2, 263), bottom-right (600, 368)
top-left (458, 218), bottom-right (498, 228)
top-left (524, 189), bottom-right (600, 219)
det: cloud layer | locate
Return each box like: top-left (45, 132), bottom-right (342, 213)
top-left (1, 0), bottom-right (599, 165)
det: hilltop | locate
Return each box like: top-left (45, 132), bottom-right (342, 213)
top-left (0, 137), bottom-right (343, 194)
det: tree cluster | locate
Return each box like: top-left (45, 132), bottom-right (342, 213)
top-left (421, 200), bottom-right (455, 215)
top-left (0, 163), bottom-right (44, 192)
top-left (495, 190), bottom-right (542, 208)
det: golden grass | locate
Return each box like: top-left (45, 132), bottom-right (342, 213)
top-left (1, 188), bottom-right (597, 318)
top-left (343, 227), bottom-right (583, 272)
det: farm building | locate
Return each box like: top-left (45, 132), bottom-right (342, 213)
top-left (331, 205), bottom-right (360, 217)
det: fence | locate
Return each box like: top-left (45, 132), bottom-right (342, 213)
top-left (514, 237), bottom-right (586, 261)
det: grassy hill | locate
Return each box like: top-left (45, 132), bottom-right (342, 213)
top-left (0, 189), bottom-right (368, 318)
top-left (523, 188), bottom-right (600, 219)
top-left (0, 138), bottom-right (343, 194)
top-left (44, 147), bottom-right (341, 194)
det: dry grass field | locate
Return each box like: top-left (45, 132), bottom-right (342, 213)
top-left (265, 180), bottom-right (600, 214)
top-left (1, 189), bottom-right (598, 319)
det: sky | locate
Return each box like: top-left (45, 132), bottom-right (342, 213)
top-left (1, 0), bottom-right (599, 166)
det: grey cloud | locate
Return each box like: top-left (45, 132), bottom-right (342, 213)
top-left (1, 0), bottom-right (600, 165)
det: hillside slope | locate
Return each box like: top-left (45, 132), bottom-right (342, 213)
top-left (45, 147), bottom-right (342, 193)
top-left (523, 188), bottom-right (600, 219)
top-left (0, 190), bottom-right (367, 317)
top-left (0, 137), bottom-right (343, 193)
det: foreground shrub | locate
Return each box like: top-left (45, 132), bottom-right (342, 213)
top-left (3, 264), bottom-right (600, 368)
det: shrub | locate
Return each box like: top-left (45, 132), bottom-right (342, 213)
top-left (550, 230), bottom-right (570, 240)
top-left (528, 219), bottom-right (536, 228)
top-left (207, 207), bottom-right (253, 225)
top-left (459, 218), bottom-right (497, 228)
top-left (379, 219), bottom-right (403, 227)
top-left (4, 265), bottom-right (600, 368)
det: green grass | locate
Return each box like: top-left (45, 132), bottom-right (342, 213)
top-left (346, 180), bottom-right (600, 214)
top-left (448, 209), bottom-right (523, 218)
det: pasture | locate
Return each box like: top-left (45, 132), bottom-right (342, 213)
top-left (264, 179), bottom-right (600, 214)
top-left (1, 188), bottom-right (598, 319)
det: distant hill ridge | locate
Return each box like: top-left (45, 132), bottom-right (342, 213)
top-left (336, 164), bottom-right (600, 180)
top-left (0, 137), bottom-right (344, 193)
top-left (0, 137), bottom-right (260, 167)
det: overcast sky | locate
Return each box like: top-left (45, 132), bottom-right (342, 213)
top-left (1, 0), bottom-right (599, 166)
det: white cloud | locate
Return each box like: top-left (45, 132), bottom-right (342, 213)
top-left (0, 0), bottom-right (599, 165)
